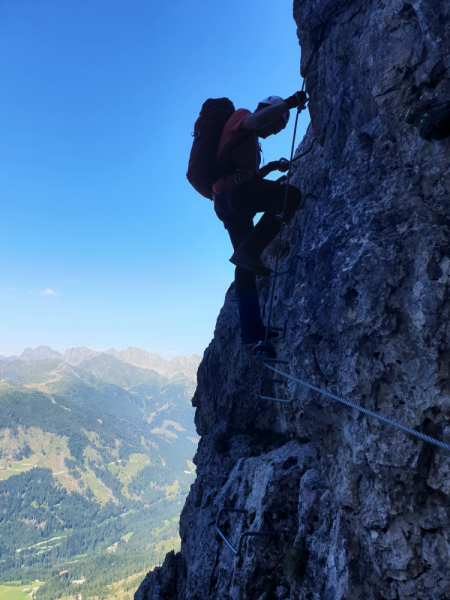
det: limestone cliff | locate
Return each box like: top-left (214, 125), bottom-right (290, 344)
top-left (135, 0), bottom-right (450, 598)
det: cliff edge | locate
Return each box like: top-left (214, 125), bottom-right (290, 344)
top-left (135, 0), bottom-right (450, 598)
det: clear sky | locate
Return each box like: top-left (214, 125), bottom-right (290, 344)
top-left (0, 0), bottom-right (310, 360)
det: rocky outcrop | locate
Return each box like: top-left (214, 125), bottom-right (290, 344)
top-left (135, 0), bottom-right (450, 598)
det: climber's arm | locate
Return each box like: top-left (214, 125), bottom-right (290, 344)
top-left (259, 159), bottom-right (290, 179)
top-left (240, 103), bottom-right (289, 132)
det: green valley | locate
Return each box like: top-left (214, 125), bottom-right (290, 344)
top-left (0, 351), bottom-right (200, 600)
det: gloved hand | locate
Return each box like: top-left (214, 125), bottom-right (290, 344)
top-left (283, 91), bottom-right (308, 109)
top-left (277, 158), bottom-right (290, 172)
top-left (266, 160), bottom-right (290, 173)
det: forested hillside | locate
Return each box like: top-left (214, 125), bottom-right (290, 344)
top-left (0, 353), bottom-right (199, 599)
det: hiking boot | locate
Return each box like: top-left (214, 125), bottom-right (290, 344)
top-left (230, 248), bottom-right (272, 277)
top-left (241, 327), bottom-right (280, 345)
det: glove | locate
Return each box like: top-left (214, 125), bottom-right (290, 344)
top-left (277, 158), bottom-right (290, 172)
top-left (268, 160), bottom-right (290, 173)
top-left (283, 91), bottom-right (308, 109)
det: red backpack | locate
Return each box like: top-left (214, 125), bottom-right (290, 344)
top-left (187, 98), bottom-right (235, 200)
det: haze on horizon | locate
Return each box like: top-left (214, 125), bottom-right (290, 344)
top-left (0, 344), bottom-right (201, 364)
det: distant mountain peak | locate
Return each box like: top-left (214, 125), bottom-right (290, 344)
top-left (19, 346), bottom-right (63, 361)
top-left (0, 354), bottom-right (18, 362)
top-left (63, 347), bottom-right (100, 366)
top-left (0, 345), bottom-right (202, 382)
top-left (104, 347), bottom-right (201, 381)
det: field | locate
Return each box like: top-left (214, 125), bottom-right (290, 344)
top-left (0, 582), bottom-right (43, 600)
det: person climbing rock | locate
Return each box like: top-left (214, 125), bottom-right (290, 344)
top-left (212, 93), bottom-right (307, 344)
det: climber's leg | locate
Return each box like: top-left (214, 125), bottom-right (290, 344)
top-left (214, 185), bottom-right (280, 343)
top-left (229, 178), bottom-right (302, 271)
top-left (214, 187), bottom-right (262, 341)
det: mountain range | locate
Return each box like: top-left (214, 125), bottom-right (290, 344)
top-left (0, 346), bottom-right (201, 381)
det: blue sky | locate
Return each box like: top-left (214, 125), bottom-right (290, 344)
top-left (0, 0), bottom-right (310, 360)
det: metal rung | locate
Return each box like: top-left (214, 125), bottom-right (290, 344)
top-left (216, 507), bottom-right (276, 556)
top-left (216, 508), bottom-right (247, 554)
top-left (260, 255), bottom-right (301, 279)
top-left (270, 318), bottom-right (288, 340)
top-left (274, 254), bottom-right (301, 277)
top-left (259, 378), bottom-right (291, 403)
top-left (255, 355), bottom-right (289, 364)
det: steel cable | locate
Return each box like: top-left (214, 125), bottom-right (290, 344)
top-left (263, 362), bottom-right (450, 452)
top-left (264, 108), bottom-right (301, 342)
top-left (264, 79), bottom-right (309, 342)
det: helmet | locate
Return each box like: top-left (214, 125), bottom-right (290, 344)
top-left (256, 95), bottom-right (290, 127)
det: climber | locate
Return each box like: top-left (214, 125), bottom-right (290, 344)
top-left (213, 92), bottom-right (307, 344)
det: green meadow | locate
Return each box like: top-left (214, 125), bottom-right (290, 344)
top-left (0, 582), bottom-right (43, 600)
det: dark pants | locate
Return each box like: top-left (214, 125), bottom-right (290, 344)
top-left (214, 176), bottom-right (302, 341)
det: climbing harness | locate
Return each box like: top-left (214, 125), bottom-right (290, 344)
top-left (260, 362), bottom-right (450, 453)
top-left (235, 168), bottom-right (254, 185)
top-left (216, 507), bottom-right (276, 556)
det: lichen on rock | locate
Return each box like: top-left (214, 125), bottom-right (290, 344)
top-left (135, 0), bottom-right (450, 598)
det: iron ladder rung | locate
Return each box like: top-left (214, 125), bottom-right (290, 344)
top-left (259, 255), bottom-right (302, 279)
top-left (259, 378), bottom-right (291, 403)
top-left (255, 355), bottom-right (289, 364)
top-left (216, 507), bottom-right (276, 556)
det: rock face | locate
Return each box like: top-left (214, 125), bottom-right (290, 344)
top-left (135, 1), bottom-right (450, 599)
